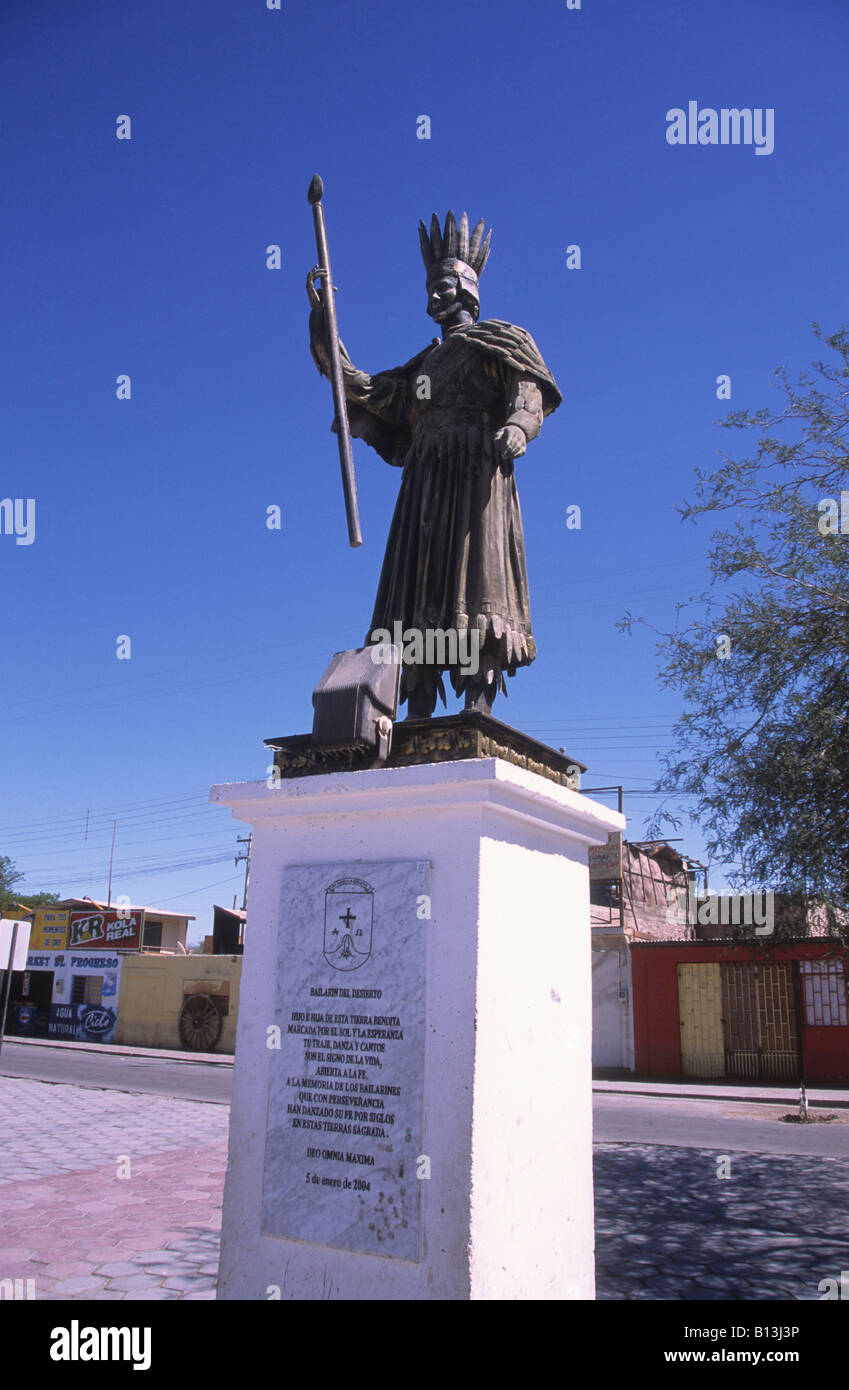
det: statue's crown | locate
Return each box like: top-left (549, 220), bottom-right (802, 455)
top-left (418, 211), bottom-right (492, 277)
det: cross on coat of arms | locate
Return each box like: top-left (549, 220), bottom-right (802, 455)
top-left (323, 877), bottom-right (374, 971)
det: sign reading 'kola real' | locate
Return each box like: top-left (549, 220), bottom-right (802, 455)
top-left (68, 910), bottom-right (143, 951)
top-left (262, 860), bottom-right (429, 1260)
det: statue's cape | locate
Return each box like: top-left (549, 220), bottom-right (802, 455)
top-left (450, 320), bottom-right (563, 415)
top-left (344, 319), bottom-right (562, 466)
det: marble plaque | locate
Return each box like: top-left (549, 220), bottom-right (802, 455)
top-left (261, 860), bottom-right (430, 1260)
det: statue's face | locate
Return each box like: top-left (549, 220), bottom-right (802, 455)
top-left (427, 271), bottom-right (461, 322)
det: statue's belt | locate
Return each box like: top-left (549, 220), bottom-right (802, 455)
top-left (411, 410), bottom-right (494, 431)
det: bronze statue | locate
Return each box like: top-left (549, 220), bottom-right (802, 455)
top-left (307, 197), bottom-right (561, 720)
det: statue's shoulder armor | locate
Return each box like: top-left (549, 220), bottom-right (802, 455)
top-left (461, 320), bottom-right (562, 411)
top-left (475, 318), bottom-right (535, 343)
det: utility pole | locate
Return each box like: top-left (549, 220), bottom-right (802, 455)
top-left (235, 834), bottom-right (252, 912)
top-left (106, 820), bottom-right (117, 907)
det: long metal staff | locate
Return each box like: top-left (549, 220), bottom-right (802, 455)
top-left (307, 174), bottom-right (362, 548)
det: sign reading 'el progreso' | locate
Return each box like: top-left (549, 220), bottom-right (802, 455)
top-left (68, 910), bottom-right (143, 951)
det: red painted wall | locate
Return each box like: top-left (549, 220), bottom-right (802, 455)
top-left (632, 942), bottom-right (849, 1084)
top-left (631, 949), bottom-right (682, 1077)
top-left (804, 1028), bottom-right (849, 1084)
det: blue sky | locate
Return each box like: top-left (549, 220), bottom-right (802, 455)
top-left (1, 0), bottom-right (846, 939)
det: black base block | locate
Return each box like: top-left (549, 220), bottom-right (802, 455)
top-left (265, 710), bottom-right (585, 790)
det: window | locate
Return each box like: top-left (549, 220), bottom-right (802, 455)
top-left (801, 960), bottom-right (848, 1027)
top-left (71, 975), bottom-right (103, 1005)
top-left (142, 920), bottom-right (163, 950)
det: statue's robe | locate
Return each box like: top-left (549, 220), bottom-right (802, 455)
top-left (330, 319), bottom-right (562, 704)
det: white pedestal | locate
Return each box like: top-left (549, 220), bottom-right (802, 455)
top-left (211, 757), bottom-right (622, 1301)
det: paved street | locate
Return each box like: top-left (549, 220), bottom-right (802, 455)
top-left (0, 1039), bottom-right (233, 1104)
top-left (595, 1093), bottom-right (849, 1299)
top-left (2, 1058), bottom-right (848, 1301)
top-left (595, 1091), bottom-right (849, 1158)
top-left (595, 1143), bottom-right (849, 1301)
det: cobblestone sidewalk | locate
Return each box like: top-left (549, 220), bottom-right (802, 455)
top-left (6, 1077), bottom-right (846, 1301)
top-left (0, 1077), bottom-right (228, 1301)
top-left (595, 1142), bottom-right (849, 1300)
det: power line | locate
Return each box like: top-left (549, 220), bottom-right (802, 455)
top-left (0, 790), bottom-right (211, 838)
top-left (13, 827), bottom-right (239, 858)
top-left (22, 849), bottom-right (237, 880)
top-left (143, 873), bottom-right (243, 909)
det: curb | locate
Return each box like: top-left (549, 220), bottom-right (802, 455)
top-left (0, 1034), bottom-right (234, 1066)
top-left (593, 1081), bottom-right (849, 1109)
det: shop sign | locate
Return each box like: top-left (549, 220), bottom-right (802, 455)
top-left (68, 911), bottom-right (142, 951)
top-left (48, 1003), bottom-right (118, 1044)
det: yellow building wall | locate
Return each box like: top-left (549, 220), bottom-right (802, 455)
top-left (115, 953), bottom-right (242, 1053)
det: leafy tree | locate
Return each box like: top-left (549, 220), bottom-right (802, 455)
top-left (0, 855), bottom-right (59, 913)
top-left (14, 892), bottom-right (62, 910)
top-left (622, 325), bottom-right (849, 913)
top-left (0, 856), bottom-right (24, 912)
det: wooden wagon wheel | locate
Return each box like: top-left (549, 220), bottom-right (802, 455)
top-left (178, 993), bottom-right (221, 1051)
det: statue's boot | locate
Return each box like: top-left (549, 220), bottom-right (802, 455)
top-left (405, 680), bottom-right (438, 720)
top-left (463, 669), bottom-right (499, 715)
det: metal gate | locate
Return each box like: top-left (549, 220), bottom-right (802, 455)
top-left (720, 961), bottom-right (798, 1080)
top-left (677, 961), bottom-right (800, 1080)
top-left (722, 962), bottom-right (760, 1078)
top-left (754, 962), bottom-right (798, 1080)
